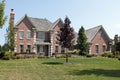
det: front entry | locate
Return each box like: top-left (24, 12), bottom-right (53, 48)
top-left (37, 45), bottom-right (49, 56)
top-left (37, 45), bottom-right (44, 55)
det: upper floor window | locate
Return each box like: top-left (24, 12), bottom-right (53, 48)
top-left (38, 32), bottom-right (45, 40)
top-left (19, 31), bottom-right (24, 39)
top-left (55, 32), bottom-right (59, 41)
top-left (27, 31), bottom-right (31, 39)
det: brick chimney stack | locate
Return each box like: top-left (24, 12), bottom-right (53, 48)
top-left (114, 34), bottom-right (118, 45)
top-left (10, 9), bottom-right (14, 25)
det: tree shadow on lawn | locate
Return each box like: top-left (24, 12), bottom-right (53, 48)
top-left (42, 62), bottom-right (63, 65)
top-left (69, 69), bottom-right (120, 77)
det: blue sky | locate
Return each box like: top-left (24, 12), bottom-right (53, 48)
top-left (0, 0), bottom-right (120, 45)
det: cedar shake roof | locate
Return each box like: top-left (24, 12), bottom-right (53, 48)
top-left (85, 25), bottom-right (110, 42)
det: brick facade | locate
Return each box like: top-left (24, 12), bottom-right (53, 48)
top-left (86, 26), bottom-right (111, 55)
top-left (13, 11), bottom-right (65, 56)
top-left (90, 29), bottom-right (110, 55)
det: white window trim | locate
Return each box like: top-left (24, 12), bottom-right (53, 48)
top-left (55, 32), bottom-right (58, 41)
top-left (95, 44), bottom-right (99, 55)
top-left (38, 32), bottom-right (45, 41)
top-left (27, 30), bottom-right (31, 39)
top-left (19, 30), bottom-right (24, 39)
top-left (102, 44), bottom-right (106, 52)
top-left (19, 43), bottom-right (24, 53)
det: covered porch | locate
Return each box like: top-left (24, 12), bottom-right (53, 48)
top-left (34, 42), bottom-right (51, 57)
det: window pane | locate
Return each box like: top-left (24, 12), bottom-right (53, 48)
top-left (20, 45), bottom-right (24, 53)
top-left (20, 31), bottom-right (24, 39)
top-left (40, 46), bottom-right (43, 52)
top-left (38, 32), bottom-right (45, 39)
top-left (27, 31), bottom-right (31, 39)
top-left (55, 46), bottom-right (58, 53)
top-left (95, 45), bottom-right (99, 54)
top-left (61, 46), bottom-right (65, 53)
top-left (27, 45), bottom-right (31, 53)
top-left (102, 45), bottom-right (106, 52)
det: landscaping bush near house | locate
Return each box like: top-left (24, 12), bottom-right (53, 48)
top-left (15, 53), bottom-right (38, 59)
top-left (56, 53), bottom-right (72, 58)
top-left (2, 50), bottom-right (15, 60)
top-left (0, 52), bottom-right (4, 59)
top-left (68, 49), bottom-right (80, 55)
top-left (118, 56), bottom-right (120, 61)
top-left (102, 51), bottom-right (113, 58)
top-left (86, 54), bottom-right (92, 58)
top-left (15, 52), bottom-right (35, 54)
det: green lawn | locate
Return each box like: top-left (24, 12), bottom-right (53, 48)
top-left (0, 57), bottom-right (120, 80)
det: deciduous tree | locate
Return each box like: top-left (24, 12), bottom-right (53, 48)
top-left (57, 17), bottom-right (75, 63)
top-left (0, 0), bottom-right (7, 28)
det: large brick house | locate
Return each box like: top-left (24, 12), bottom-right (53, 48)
top-left (11, 9), bottom-right (111, 56)
top-left (85, 25), bottom-right (111, 55)
top-left (11, 9), bottom-right (66, 56)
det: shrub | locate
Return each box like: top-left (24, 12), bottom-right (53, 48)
top-left (0, 52), bottom-right (5, 59)
top-left (102, 51), bottom-right (113, 58)
top-left (15, 56), bottom-right (21, 59)
top-left (68, 50), bottom-right (80, 55)
top-left (2, 50), bottom-right (15, 60)
top-left (86, 54), bottom-right (92, 58)
top-left (56, 53), bottom-right (72, 58)
top-left (118, 56), bottom-right (120, 61)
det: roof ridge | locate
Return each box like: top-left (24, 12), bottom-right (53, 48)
top-left (86, 25), bottom-right (102, 31)
top-left (28, 17), bottom-right (50, 22)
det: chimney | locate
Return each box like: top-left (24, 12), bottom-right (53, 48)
top-left (114, 34), bottom-right (118, 44)
top-left (10, 9), bottom-right (15, 25)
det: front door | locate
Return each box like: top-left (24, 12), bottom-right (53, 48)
top-left (45, 45), bottom-right (48, 56)
top-left (37, 45), bottom-right (44, 55)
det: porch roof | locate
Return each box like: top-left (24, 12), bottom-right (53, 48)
top-left (35, 42), bottom-right (51, 45)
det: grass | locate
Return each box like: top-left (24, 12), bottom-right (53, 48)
top-left (0, 57), bottom-right (120, 80)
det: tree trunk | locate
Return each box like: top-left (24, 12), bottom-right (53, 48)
top-left (66, 52), bottom-right (68, 63)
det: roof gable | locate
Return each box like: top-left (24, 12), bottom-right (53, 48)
top-left (16, 14), bottom-right (28, 26)
top-left (51, 18), bottom-right (63, 29)
top-left (85, 25), bottom-right (110, 42)
top-left (15, 15), bottom-right (63, 31)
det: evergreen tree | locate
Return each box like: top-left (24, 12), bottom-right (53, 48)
top-left (7, 17), bottom-right (15, 51)
top-left (115, 42), bottom-right (120, 55)
top-left (77, 26), bottom-right (88, 55)
top-left (1, 43), bottom-right (9, 52)
top-left (57, 17), bottom-right (75, 63)
top-left (0, 0), bottom-right (7, 28)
